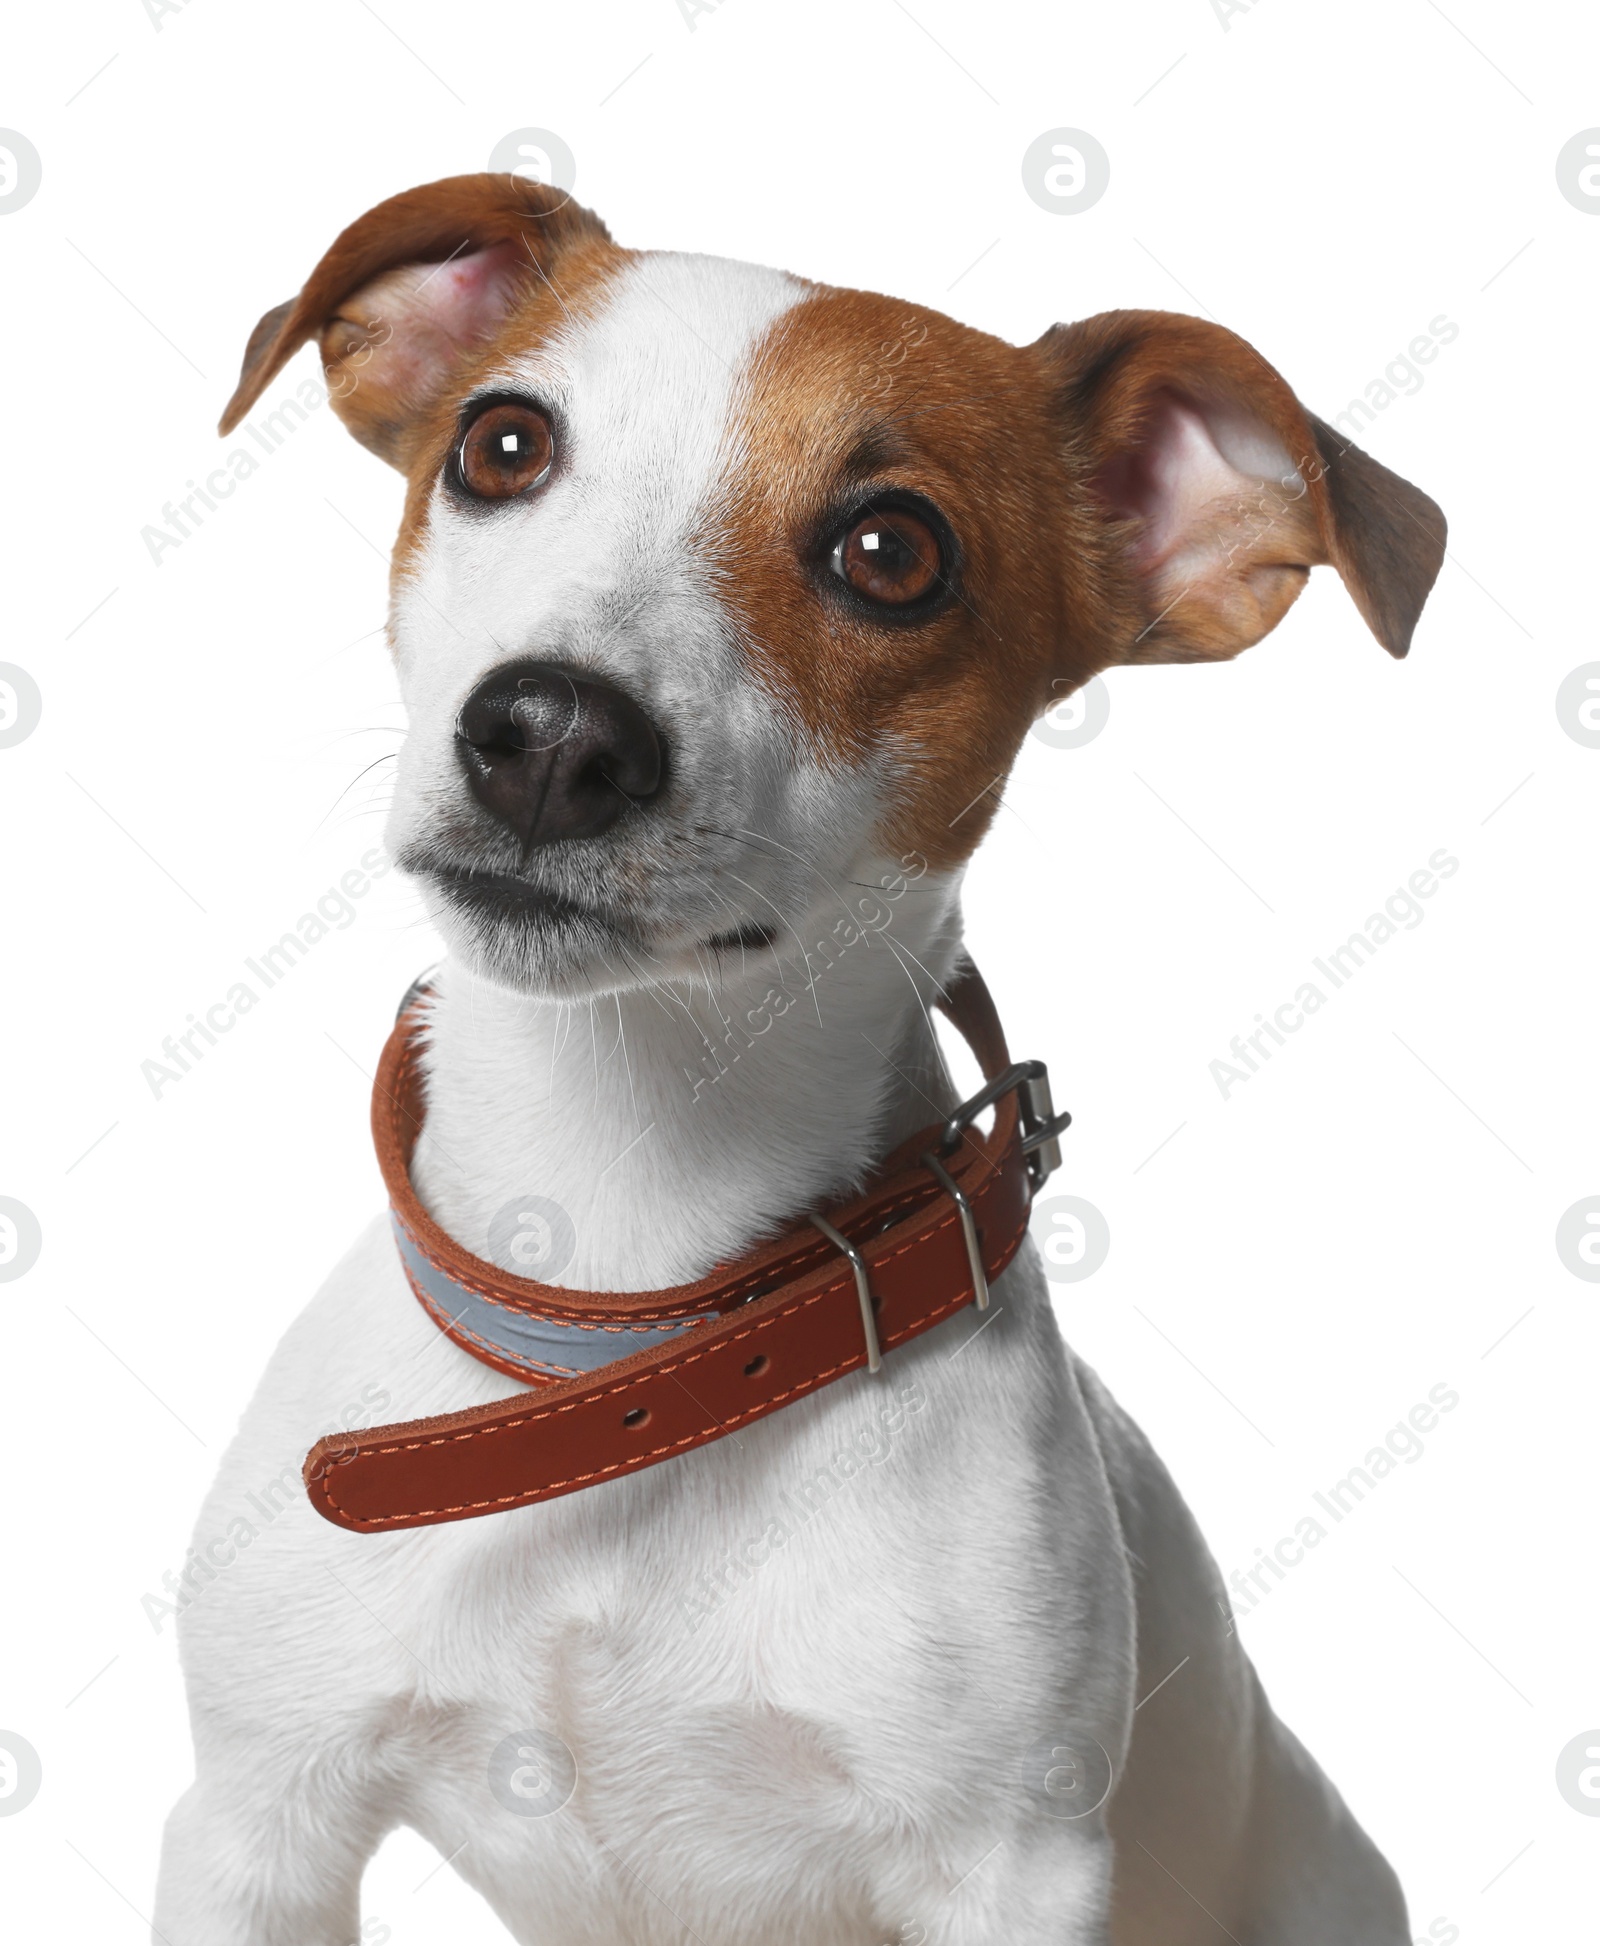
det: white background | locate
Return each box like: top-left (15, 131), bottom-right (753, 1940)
top-left (1, 1), bottom-right (1595, 1939)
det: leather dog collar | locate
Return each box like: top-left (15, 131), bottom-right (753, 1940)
top-left (303, 961), bottom-right (1068, 1532)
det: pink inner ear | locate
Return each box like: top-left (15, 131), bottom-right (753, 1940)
top-left (1095, 393), bottom-right (1301, 573)
top-left (324, 240), bottom-right (527, 425)
top-left (417, 241), bottom-right (525, 352)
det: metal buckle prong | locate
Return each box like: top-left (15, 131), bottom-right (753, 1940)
top-left (937, 1057), bottom-right (1072, 1192)
top-left (1019, 1064), bottom-right (1067, 1186)
top-left (920, 1151), bottom-right (989, 1311)
top-left (809, 1214), bottom-right (883, 1374)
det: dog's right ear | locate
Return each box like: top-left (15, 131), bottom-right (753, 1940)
top-left (218, 174), bottom-right (613, 468)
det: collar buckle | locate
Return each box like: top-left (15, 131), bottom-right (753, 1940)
top-left (936, 1059), bottom-right (1071, 1192)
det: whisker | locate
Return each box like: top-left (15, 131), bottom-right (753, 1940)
top-left (878, 926), bottom-right (953, 1007)
top-left (727, 825), bottom-right (866, 932)
top-left (723, 870), bottom-right (824, 1031)
top-left (313, 751), bottom-right (399, 836)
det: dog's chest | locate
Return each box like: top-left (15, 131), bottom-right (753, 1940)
top-left (387, 1312), bottom-right (1128, 1935)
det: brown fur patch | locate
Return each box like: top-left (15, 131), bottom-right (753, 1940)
top-left (707, 287), bottom-right (1119, 869)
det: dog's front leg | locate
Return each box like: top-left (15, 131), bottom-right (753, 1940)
top-left (906, 1825), bottom-right (1114, 1946)
top-left (153, 1747), bottom-right (386, 1946)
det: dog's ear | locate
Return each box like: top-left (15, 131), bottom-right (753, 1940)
top-left (218, 174), bottom-right (612, 467)
top-left (1032, 309), bottom-right (1446, 663)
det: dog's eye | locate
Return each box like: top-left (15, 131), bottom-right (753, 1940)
top-left (457, 402), bottom-right (554, 500)
top-left (831, 508), bottom-right (942, 607)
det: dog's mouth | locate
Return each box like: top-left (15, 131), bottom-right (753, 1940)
top-left (409, 858), bottom-right (780, 960)
top-left (422, 864), bottom-right (601, 929)
top-left (703, 920), bottom-right (779, 953)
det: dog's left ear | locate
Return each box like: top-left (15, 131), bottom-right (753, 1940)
top-left (1032, 309), bottom-right (1446, 663)
top-left (218, 174), bottom-right (611, 467)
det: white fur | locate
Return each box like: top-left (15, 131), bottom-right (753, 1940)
top-left (156, 250), bottom-right (1409, 1944)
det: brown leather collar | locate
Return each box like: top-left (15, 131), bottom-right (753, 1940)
top-left (303, 961), bottom-right (1066, 1532)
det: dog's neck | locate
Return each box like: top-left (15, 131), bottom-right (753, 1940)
top-left (409, 873), bottom-right (967, 1291)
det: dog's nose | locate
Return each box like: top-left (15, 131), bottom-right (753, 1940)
top-left (456, 660), bottom-right (663, 849)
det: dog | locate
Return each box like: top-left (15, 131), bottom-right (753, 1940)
top-left (154, 174), bottom-right (1445, 1946)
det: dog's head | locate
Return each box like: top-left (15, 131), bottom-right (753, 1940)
top-left (224, 175), bottom-right (1445, 999)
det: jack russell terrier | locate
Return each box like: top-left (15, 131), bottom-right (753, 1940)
top-left (155, 174), bottom-right (1445, 1945)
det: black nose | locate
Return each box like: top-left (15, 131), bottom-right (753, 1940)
top-left (455, 659), bottom-right (663, 850)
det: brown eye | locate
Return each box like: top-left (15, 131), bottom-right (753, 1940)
top-left (457, 401), bottom-right (554, 500)
top-left (832, 507), bottom-right (942, 607)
